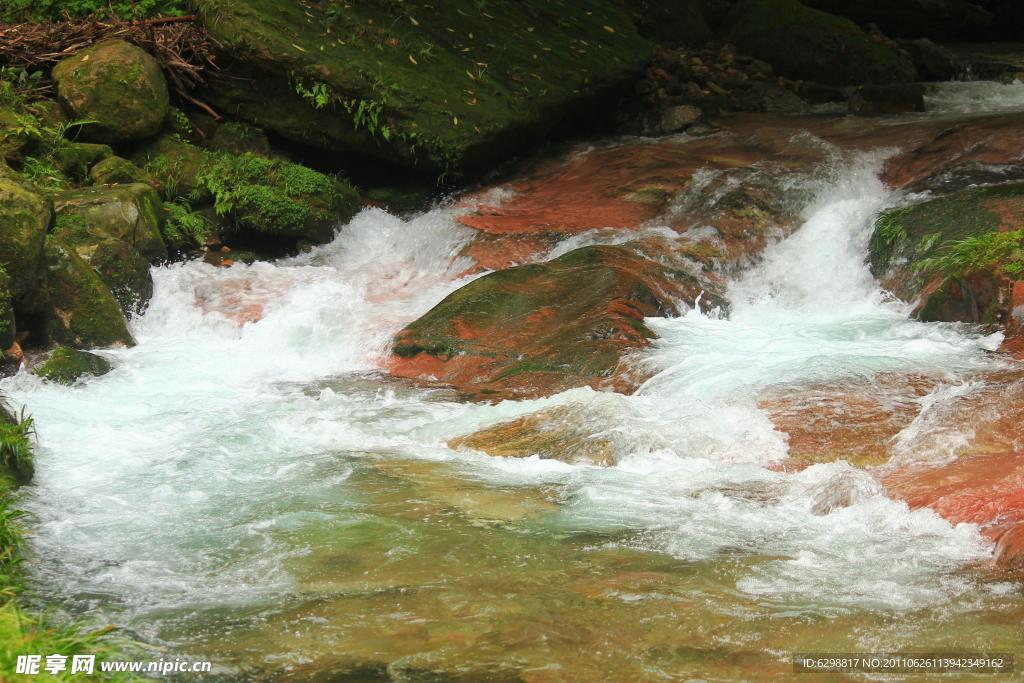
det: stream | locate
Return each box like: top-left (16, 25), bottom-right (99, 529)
top-left (4, 82), bottom-right (1024, 680)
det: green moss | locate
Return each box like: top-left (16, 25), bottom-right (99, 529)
top-left (197, 152), bottom-right (359, 242)
top-left (36, 345), bottom-right (112, 385)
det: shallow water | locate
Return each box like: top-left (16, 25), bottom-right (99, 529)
top-left (5, 115), bottom-right (1024, 679)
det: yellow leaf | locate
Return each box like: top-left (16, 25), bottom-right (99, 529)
top-left (603, 25), bottom-right (615, 33)
top-left (409, 16), bottom-right (419, 26)
top-left (453, 116), bottom-right (459, 125)
top-left (409, 54), bottom-right (418, 64)
top-left (291, 43), bottom-right (308, 52)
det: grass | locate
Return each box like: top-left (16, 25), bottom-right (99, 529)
top-left (0, 412), bottom-right (33, 486)
top-left (915, 229), bottom-right (1024, 279)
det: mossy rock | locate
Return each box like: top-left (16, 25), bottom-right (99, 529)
top-left (0, 267), bottom-right (15, 350)
top-left (208, 121), bottom-right (272, 156)
top-left (724, 0), bottom-right (916, 85)
top-left (53, 184), bottom-right (167, 313)
top-left (194, 0), bottom-right (651, 177)
top-left (199, 152), bottom-right (359, 244)
top-left (0, 176), bottom-right (50, 309)
top-left (35, 345), bottom-right (111, 385)
top-left (49, 142), bottom-right (113, 181)
top-left (802, 0), bottom-right (991, 42)
top-left (43, 236), bottom-right (133, 348)
top-left (129, 133), bottom-right (211, 200)
top-left (0, 107), bottom-right (35, 165)
top-left (870, 181), bottom-right (1024, 322)
top-left (52, 39), bottom-right (170, 143)
top-left (391, 243), bottom-right (716, 399)
top-left (89, 155), bottom-right (161, 191)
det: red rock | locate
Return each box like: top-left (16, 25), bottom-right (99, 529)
top-left (388, 243), bottom-right (716, 400)
top-left (883, 113), bottom-right (1024, 190)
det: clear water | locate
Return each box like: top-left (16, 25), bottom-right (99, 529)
top-left (4, 141), bottom-right (1022, 678)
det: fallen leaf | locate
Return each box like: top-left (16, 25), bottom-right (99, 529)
top-left (409, 54), bottom-right (418, 64)
top-left (603, 25), bottom-right (615, 33)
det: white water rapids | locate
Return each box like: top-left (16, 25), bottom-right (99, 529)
top-left (2, 144), bottom-right (1017, 660)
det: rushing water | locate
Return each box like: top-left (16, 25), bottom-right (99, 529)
top-left (5, 122), bottom-right (1024, 679)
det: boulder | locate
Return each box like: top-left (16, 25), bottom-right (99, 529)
top-left (43, 237), bottom-right (133, 348)
top-left (52, 184), bottom-right (167, 313)
top-left (899, 38), bottom-right (959, 81)
top-left (723, 0), bottom-right (917, 85)
top-left (801, 0), bottom-right (992, 41)
top-left (89, 155), bottom-right (161, 191)
top-left (0, 176), bottom-right (49, 311)
top-left (193, 0), bottom-right (651, 176)
top-left (659, 104), bottom-right (703, 133)
top-left (849, 83), bottom-right (925, 115)
top-left (52, 39), bottom-right (169, 143)
top-left (389, 243), bottom-right (714, 400)
top-left (35, 345), bottom-right (111, 385)
top-left (869, 182), bottom-right (1024, 323)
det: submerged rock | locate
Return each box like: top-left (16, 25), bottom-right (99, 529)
top-left (389, 243), bottom-right (713, 400)
top-left (193, 0), bottom-right (650, 176)
top-left (43, 237), bottom-right (133, 348)
top-left (723, 0), bottom-right (916, 85)
top-left (35, 344), bottom-right (111, 385)
top-left (449, 406), bottom-right (615, 466)
top-left (52, 39), bottom-right (170, 143)
top-left (53, 183), bottom-right (167, 314)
